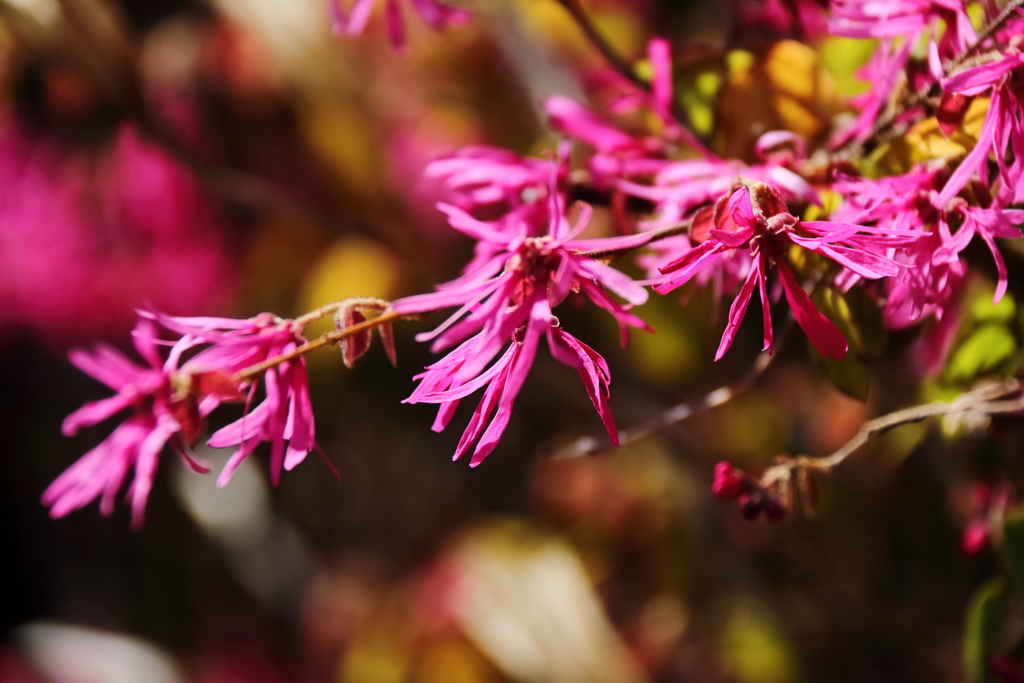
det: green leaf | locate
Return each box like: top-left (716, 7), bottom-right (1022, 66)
top-left (944, 324), bottom-right (1018, 383)
top-left (963, 579), bottom-right (1005, 683)
top-left (970, 290), bottom-right (1016, 324)
top-left (811, 347), bottom-right (870, 402)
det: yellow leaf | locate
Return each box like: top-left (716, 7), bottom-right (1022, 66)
top-left (716, 41), bottom-right (845, 157)
top-left (300, 99), bottom-right (384, 197)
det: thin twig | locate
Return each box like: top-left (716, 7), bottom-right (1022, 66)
top-left (551, 317), bottom-right (795, 458)
top-left (760, 378), bottom-right (1024, 487)
top-left (950, 0), bottom-right (1024, 69)
top-left (571, 218), bottom-right (693, 259)
top-left (550, 0), bottom-right (710, 153)
top-left (552, 0), bottom-right (645, 90)
top-left (233, 309), bottom-right (406, 382)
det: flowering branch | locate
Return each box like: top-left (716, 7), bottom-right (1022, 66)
top-left (233, 308), bottom-right (409, 383)
top-left (844, 0), bottom-right (1024, 155)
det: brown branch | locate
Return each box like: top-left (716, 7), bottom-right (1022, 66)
top-left (551, 317), bottom-right (795, 458)
top-left (552, 0), bottom-right (646, 90)
top-left (550, 0), bottom-right (710, 154)
top-left (233, 309), bottom-right (407, 382)
top-left (760, 378), bottom-right (1024, 489)
top-left (950, 0), bottom-right (1024, 69)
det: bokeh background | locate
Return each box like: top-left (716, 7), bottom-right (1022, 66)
top-left (0, 0), bottom-right (1020, 681)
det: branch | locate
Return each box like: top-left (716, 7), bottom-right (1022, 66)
top-left (950, 0), bottom-right (1024, 69)
top-left (550, 0), bottom-right (711, 154)
top-left (233, 309), bottom-right (408, 382)
top-left (552, 0), bottom-right (646, 91)
top-left (760, 378), bottom-right (1024, 489)
top-left (570, 218), bottom-right (693, 259)
top-left (551, 317), bottom-right (794, 458)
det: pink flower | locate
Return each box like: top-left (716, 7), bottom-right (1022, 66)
top-left (934, 53), bottom-right (1024, 207)
top-left (830, 39), bottom-right (915, 147)
top-left (619, 130), bottom-right (819, 231)
top-left (393, 171), bottom-right (652, 352)
top-left (405, 303), bottom-right (618, 466)
top-left (0, 124), bottom-right (236, 341)
top-left (146, 312), bottom-right (320, 487)
top-left (542, 41), bottom-right (716, 183)
top-left (655, 182), bottom-right (913, 359)
top-left (931, 202), bottom-right (1024, 303)
top-left (827, 0), bottom-right (965, 39)
top-left (394, 165), bottom-right (652, 462)
top-left (44, 320), bottom-right (236, 528)
top-left (423, 146), bottom-right (555, 216)
top-left (740, 0), bottom-right (828, 40)
top-left (328, 0), bottom-right (470, 50)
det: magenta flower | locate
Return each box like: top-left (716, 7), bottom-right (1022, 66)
top-left (424, 146), bottom-right (556, 216)
top-left (740, 0), bottom-right (828, 39)
top-left (0, 124), bottom-right (236, 341)
top-left (44, 320), bottom-right (236, 528)
top-left (392, 182), bottom-right (652, 352)
top-left (542, 41), bottom-right (716, 183)
top-left (934, 52), bottom-right (1024, 207)
top-left (328, 0), bottom-right (470, 50)
top-left (655, 182), bottom-right (914, 359)
top-left (619, 130), bottom-right (819, 231)
top-left (394, 167), bottom-right (652, 463)
top-left (884, 228), bottom-right (965, 329)
top-left (931, 202), bottom-right (1024, 303)
top-left (405, 301), bottom-right (618, 466)
top-left (146, 312), bottom-right (319, 487)
top-left (830, 39), bottom-right (915, 147)
top-left (827, 0), bottom-right (966, 39)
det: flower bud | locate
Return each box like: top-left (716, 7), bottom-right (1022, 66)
top-left (711, 461), bottom-right (745, 501)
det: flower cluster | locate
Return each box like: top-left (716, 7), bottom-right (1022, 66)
top-left (46, 0), bottom-right (1024, 529)
top-left (46, 312), bottom-right (319, 527)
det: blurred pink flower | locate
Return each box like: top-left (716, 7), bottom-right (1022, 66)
top-left (329, 0), bottom-right (470, 50)
top-left (619, 130), bottom-right (819, 231)
top-left (741, 0), bottom-right (828, 39)
top-left (0, 124), bottom-right (236, 341)
top-left (827, 0), bottom-right (965, 38)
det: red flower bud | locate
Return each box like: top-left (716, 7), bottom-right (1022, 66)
top-left (711, 461), bottom-right (745, 501)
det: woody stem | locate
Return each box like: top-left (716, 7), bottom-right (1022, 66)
top-left (760, 379), bottom-right (1024, 486)
top-left (951, 0), bottom-right (1024, 68)
top-left (233, 309), bottom-right (407, 382)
